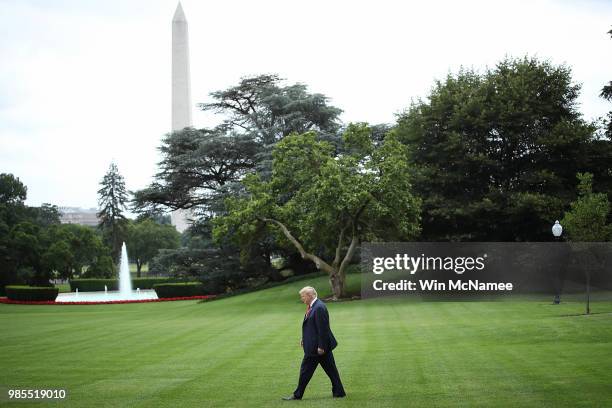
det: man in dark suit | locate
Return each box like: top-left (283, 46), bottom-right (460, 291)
top-left (283, 286), bottom-right (346, 400)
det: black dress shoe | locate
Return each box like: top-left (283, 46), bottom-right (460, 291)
top-left (282, 395), bottom-right (301, 400)
top-left (333, 394), bottom-right (346, 398)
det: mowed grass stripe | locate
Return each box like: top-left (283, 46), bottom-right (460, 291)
top-left (1, 274), bottom-right (611, 407)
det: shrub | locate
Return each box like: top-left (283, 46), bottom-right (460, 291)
top-left (5, 285), bottom-right (59, 301)
top-left (153, 282), bottom-right (205, 298)
top-left (69, 279), bottom-right (118, 292)
top-left (132, 278), bottom-right (181, 289)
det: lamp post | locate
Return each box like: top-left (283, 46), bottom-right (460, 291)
top-left (552, 220), bottom-right (563, 304)
top-left (552, 220), bottom-right (562, 241)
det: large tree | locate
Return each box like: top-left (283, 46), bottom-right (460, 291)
top-left (132, 129), bottom-right (260, 215)
top-left (97, 162), bottom-right (128, 262)
top-left (0, 174), bottom-right (113, 289)
top-left (133, 75), bottom-right (343, 215)
top-left (132, 75), bottom-right (345, 282)
top-left (601, 28), bottom-right (612, 138)
top-left (0, 174), bottom-right (52, 288)
top-left (0, 173), bottom-right (27, 205)
top-left (199, 75), bottom-right (343, 180)
top-left (126, 218), bottom-right (181, 277)
top-left (595, 28), bottom-right (612, 201)
top-left (198, 74), bottom-right (343, 147)
top-left (42, 224), bottom-right (113, 280)
top-left (395, 56), bottom-right (611, 241)
top-left (213, 124), bottom-right (421, 299)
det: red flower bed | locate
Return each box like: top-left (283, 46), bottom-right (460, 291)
top-left (0, 295), bottom-right (215, 305)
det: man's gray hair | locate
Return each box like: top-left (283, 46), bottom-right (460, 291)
top-left (299, 286), bottom-right (317, 297)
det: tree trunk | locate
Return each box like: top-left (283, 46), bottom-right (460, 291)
top-left (329, 268), bottom-right (346, 300)
top-left (586, 270), bottom-right (591, 315)
top-left (260, 217), bottom-right (351, 299)
top-left (136, 260), bottom-right (142, 278)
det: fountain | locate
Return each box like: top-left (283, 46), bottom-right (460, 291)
top-left (56, 242), bottom-right (158, 303)
top-left (119, 243), bottom-right (133, 297)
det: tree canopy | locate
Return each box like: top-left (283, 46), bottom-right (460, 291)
top-left (126, 218), bottom-right (181, 277)
top-left (395, 56), bottom-right (611, 241)
top-left (97, 162), bottom-right (128, 261)
top-left (600, 28), bottom-right (612, 138)
top-left (213, 124), bottom-right (421, 298)
top-left (198, 74), bottom-right (343, 146)
top-left (0, 174), bottom-right (113, 289)
top-left (561, 173), bottom-right (611, 242)
top-left (133, 75), bottom-right (344, 217)
top-left (132, 129), bottom-right (259, 215)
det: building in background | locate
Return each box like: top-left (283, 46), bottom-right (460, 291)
top-left (59, 207), bottom-right (99, 227)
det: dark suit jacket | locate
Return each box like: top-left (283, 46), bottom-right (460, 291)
top-left (302, 298), bottom-right (338, 356)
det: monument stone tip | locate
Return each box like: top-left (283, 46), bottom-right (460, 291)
top-left (173, 2), bottom-right (187, 22)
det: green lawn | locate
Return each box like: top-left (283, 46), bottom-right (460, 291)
top-left (1, 274), bottom-right (611, 407)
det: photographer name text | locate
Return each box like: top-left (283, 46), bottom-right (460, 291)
top-left (373, 279), bottom-right (513, 291)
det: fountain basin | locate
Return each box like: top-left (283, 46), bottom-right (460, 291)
top-left (56, 289), bottom-right (158, 303)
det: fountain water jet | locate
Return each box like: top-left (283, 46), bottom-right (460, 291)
top-left (119, 242), bottom-right (133, 297)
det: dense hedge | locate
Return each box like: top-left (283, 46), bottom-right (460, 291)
top-left (5, 285), bottom-right (59, 301)
top-left (69, 278), bottom-right (182, 292)
top-left (132, 278), bottom-right (185, 289)
top-left (153, 282), bottom-right (205, 298)
top-left (69, 279), bottom-right (118, 292)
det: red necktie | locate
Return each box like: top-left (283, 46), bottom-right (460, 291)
top-left (305, 304), bottom-right (311, 318)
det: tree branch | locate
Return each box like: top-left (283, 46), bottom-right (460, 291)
top-left (339, 225), bottom-right (359, 275)
top-left (338, 199), bottom-right (370, 274)
top-left (332, 224), bottom-right (349, 269)
top-left (259, 217), bottom-right (334, 274)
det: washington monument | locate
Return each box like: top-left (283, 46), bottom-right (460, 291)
top-left (170, 2), bottom-right (192, 233)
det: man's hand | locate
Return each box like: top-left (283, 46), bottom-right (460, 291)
top-left (317, 347), bottom-right (325, 355)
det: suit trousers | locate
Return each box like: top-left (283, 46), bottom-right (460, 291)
top-left (293, 350), bottom-right (346, 399)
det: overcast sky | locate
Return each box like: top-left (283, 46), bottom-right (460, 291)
top-left (1, 0), bottom-right (611, 212)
